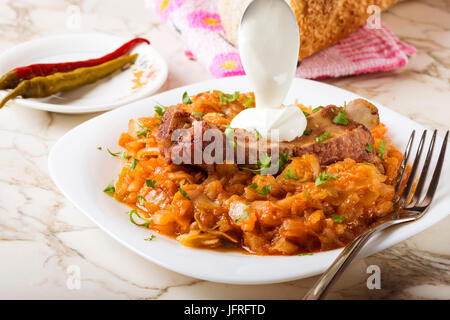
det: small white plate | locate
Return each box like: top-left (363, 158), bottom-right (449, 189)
top-left (0, 33), bottom-right (168, 113)
top-left (48, 76), bottom-right (450, 284)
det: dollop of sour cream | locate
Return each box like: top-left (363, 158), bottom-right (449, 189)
top-left (231, 104), bottom-right (306, 142)
top-left (230, 0), bottom-right (304, 142)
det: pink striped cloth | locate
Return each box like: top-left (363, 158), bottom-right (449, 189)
top-left (154, 0), bottom-right (415, 79)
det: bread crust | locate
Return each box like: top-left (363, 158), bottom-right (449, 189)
top-left (218, 0), bottom-right (402, 60)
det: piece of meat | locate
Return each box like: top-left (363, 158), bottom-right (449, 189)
top-left (157, 106), bottom-right (227, 167)
top-left (157, 100), bottom-right (383, 172)
top-left (157, 106), bottom-right (194, 160)
top-left (346, 99), bottom-right (380, 130)
top-left (277, 105), bottom-right (382, 166)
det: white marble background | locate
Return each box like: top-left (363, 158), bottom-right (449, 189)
top-left (0, 0), bottom-right (449, 299)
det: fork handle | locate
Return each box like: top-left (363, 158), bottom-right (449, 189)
top-left (303, 217), bottom-right (412, 300)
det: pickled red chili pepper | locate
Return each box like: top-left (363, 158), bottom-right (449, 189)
top-left (0, 37), bottom-right (149, 90)
top-left (0, 54), bottom-right (138, 109)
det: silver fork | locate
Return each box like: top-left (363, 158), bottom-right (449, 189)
top-left (303, 129), bottom-right (449, 300)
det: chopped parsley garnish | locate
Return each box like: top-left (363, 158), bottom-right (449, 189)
top-left (312, 106), bottom-right (324, 113)
top-left (226, 91), bottom-right (239, 102)
top-left (248, 183), bottom-right (258, 189)
top-left (244, 97), bottom-right (254, 108)
top-left (224, 125), bottom-right (236, 149)
top-left (136, 131), bottom-right (147, 138)
top-left (303, 129), bottom-right (312, 135)
top-left (154, 104), bottom-right (168, 119)
top-left (192, 110), bottom-right (204, 117)
top-left (103, 180), bottom-right (115, 195)
top-left (107, 148), bottom-right (131, 159)
top-left (145, 179), bottom-right (157, 188)
top-left (241, 152), bottom-right (290, 175)
top-left (129, 209), bottom-right (152, 227)
top-left (137, 195), bottom-right (144, 205)
top-left (259, 154), bottom-right (272, 168)
top-left (258, 185), bottom-right (271, 197)
top-left (220, 239), bottom-right (238, 248)
top-left (136, 122), bottom-right (151, 138)
top-left (297, 253), bottom-right (313, 256)
top-left (254, 129), bottom-right (260, 139)
top-left (235, 205), bottom-right (250, 223)
top-left (242, 155), bottom-right (271, 174)
top-left (130, 159), bottom-right (139, 171)
top-left (182, 91), bottom-right (192, 104)
top-left (278, 152), bottom-right (291, 171)
top-left (218, 113), bottom-right (225, 117)
top-left (331, 214), bottom-right (344, 224)
top-left (240, 167), bottom-right (256, 176)
top-left (284, 168), bottom-right (299, 180)
top-left (366, 143), bottom-right (374, 153)
top-left (332, 102), bottom-right (348, 125)
top-left (229, 91), bottom-right (240, 101)
top-left (315, 171), bottom-right (339, 186)
top-left (332, 110), bottom-right (348, 125)
top-left (304, 190), bottom-right (310, 199)
top-left (315, 131), bottom-right (330, 142)
top-left (178, 187), bottom-right (190, 200)
top-left (144, 235), bottom-right (156, 241)
top-left (302, 110), bottom-right (310, 117)
top-left (378, 141), bottom-right (387, 159)
top-left (218, 92), bottom-right (226, 104)
top-left (248, 183), bottom-right (271, 196)
top-left (362, 162), bottom-right (373, 165)
top-left (219, 91), bottom-right (240, 104)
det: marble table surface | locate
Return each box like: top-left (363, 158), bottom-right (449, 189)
top-left (0, 0), bottom-right (449, 300)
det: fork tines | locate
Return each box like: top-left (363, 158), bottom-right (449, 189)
top-left (395, 130), bottom-right (449, 214)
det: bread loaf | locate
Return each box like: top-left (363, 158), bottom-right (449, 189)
top-left (218, 0), bottom-right (402, 60)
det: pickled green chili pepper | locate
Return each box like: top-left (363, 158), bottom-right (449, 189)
top-left (0, 72), bottom-right (19, 90)
top-left (0, 53), bottom-right (138, 109)
top-left (0, 37), bottom-right (149, 90)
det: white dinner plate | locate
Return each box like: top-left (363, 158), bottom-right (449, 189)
top-left (48, 76), bottom-right (450, 284)
top-left (0, 33), bottom-right (168, 113)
